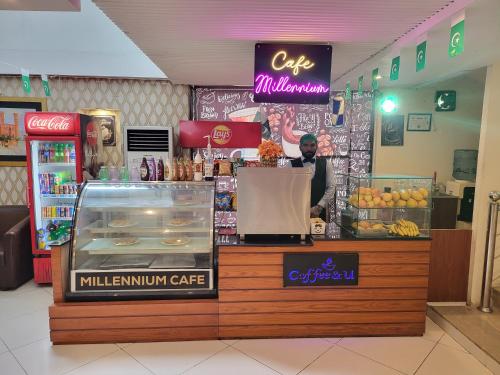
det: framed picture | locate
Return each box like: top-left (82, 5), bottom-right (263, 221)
top-left (381, 114), bottom-right (404, 146)
top-left (93, 115), bottom-right (116, 146)
top-left (78, 109), bottom-right (120, 148)
top-left (407, 113), bottom-right (432, 131)
top-left (0, 97), bottom-right (48, 166)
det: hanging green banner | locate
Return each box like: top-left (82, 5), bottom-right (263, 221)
top-left (345, 81), bottom-right (352, 102)
top-left (449, 20), bottom-right (465, 57)
top-left (416, 41), bottom-right (427, 72)
top-left (371, 68), bottom-right (379, 90)
top-left (41, 74), bottom-right (51, 97)
top-left (21, 68), bottom-right (31, 94)
top-left (390, 56), bottom-right (400, 81)
top-left (357, 76), bottom-right (363, 95)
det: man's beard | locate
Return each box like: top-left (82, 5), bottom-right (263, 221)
top-left (302, 151), bottom-right (315, 159)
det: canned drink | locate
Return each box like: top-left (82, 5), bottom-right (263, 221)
top-left (51, 206), bottom-right (56, 218)
top-left (64, 184), bottom-right (69, 195)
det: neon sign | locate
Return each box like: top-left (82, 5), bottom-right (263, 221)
top-left (254, 43), bottom-right (332, 104)
top-left (283, 253), bottom-right (358, 287)
top-left (271, 50), bottom-right (315, 76)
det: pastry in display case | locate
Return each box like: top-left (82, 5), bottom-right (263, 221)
top-left (336, 174), bottom-right (432, 238)
top-left (66, 181), bottom-right (216, 300)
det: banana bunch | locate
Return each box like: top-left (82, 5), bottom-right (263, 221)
top-left (387, 219), bottom-right (420, 237)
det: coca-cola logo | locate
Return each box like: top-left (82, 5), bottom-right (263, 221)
top-left (27, 115), bottom-right (72, 131)
top-left (211, 125), bottom-right (232, 145)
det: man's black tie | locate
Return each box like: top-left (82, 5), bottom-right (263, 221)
top-left (303, 158), bottom-right (315, 164)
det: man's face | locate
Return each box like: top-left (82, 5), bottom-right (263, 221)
top-left (300, 140), bottom-right (317, 159)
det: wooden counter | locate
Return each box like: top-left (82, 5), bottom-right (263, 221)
top-left (49, 238), bottom-right (431, 344)
top-left (218, 239), bottom-right (431, 339)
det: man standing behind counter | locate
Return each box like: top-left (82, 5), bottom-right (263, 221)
top-left (288, 133), bottom-right (336, 219)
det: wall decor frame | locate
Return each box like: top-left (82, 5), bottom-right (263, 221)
top-left (381, 114), bottom-right (404, 146)
top-left (407, 113), bottom-right (432, 132)
top-left (0, 97), bottom-right (47, 166)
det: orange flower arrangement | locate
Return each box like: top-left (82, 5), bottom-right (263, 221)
top-left (257, 140), bottom-right (283, 160)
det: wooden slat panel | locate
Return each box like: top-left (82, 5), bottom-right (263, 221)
top-left (51, 245), bottom-right (68, 303)
top-left (221, 241), bottom-right (430, 254)
top-left (429, 229), bottom-right (471, 302)
top-left (219, 264), bottom-right (429, 278)
top-left (219, 300), bottom-right (427, 314)
top-left (219, 276), bottom-right (428, 289)
top-left (219, 252), bottom-right (430, 266)
top-left (49, 300), bottom-right (218, 318)
top-left (51, 326), bottom-right (218, 344)
top-left (218, 288), bottom-right (428, 302)
top-left (219, 312), bottom-right (424, 326)
top-left (50, 315), bottom-right (217, 330)
top-left (219, 323), bottom-right (425, 339)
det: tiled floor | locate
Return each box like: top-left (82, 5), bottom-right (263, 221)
top-left (0, 280), bottom-right (495, 375)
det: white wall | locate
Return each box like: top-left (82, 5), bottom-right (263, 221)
top-left (469, 62), bottom-right (500, 305)
top-left (373, 69), bottom-right (484, 184)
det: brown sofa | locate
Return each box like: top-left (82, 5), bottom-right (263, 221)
top-left (0, 205), bottom-right (33, 290)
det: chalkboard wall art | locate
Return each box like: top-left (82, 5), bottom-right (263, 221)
top-left (193, 87), bottom-right (374, 226)
top-left (381, 114), bottom-right (405, 146)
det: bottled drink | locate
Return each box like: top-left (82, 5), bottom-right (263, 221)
top-left (157, 158), bottom-right (164, 181)
top-left (69, 144), bottom-right (76, 163)
top-left (64, 144), bottom-right (70, 163)
top-left (44, 144), bottom-right (50, 163)
top-left (140, 157), bottom-right (150, 181)
top-left (204, 154), bottom-right (214, 181)
top-left (178, 158), bottom-right (186, 181)
top-left (193, 150), bottom-right (203, 182)
top-left (39, 144), bottom-right (44, 163)
top-left (172, 159), bottom-right (179, 181)
top-left (49, 144), bottom-right (55, 163)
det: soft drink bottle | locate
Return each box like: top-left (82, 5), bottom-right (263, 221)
top-left (49, 144), bottom-right (55, 162)
top-left (69, 144), bottom-right (76, 163)
top-left (64, 144), bottom-right (70, 163)
top-left (44, 143), bottom-right (49, 163)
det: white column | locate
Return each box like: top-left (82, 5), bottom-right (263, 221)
top-left (468, 62), bottom-right (500, 305)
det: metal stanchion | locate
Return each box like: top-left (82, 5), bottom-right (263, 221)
top-left (479, 191), bottom-right (500, 313)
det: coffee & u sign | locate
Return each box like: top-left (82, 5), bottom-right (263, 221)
top-left (254, 43), bottom-right (332, 104)
top-left (283, 252), bottom-right (359, 287)
top-left (179, 120), bottom-right (261, 148)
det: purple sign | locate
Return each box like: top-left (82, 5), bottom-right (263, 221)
top-left (254, 43), bottom-right (332, 104)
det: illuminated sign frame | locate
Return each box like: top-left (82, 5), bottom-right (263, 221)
top-left (283, 252), bottom-right (358, 287)
top-left (254, 43), bottom-right (332, 104)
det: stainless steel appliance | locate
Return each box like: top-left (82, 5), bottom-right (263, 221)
top-left (237, 167), bottom-right (311, 238)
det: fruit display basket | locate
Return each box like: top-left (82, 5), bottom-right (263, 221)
top-left (336, 174), bottom-right (432, 239)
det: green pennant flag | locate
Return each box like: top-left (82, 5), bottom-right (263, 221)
top-left (21, 68), bottom-right (31, 94)
top-left (358, 75), bottom-right (363, 95)
top-left (390, 56), bottom-right (400, 81)
top-left (449, 20), bottom-right (465, 57)
top-left (371, 68), bottom-right (379, 90)
top-left (345, 81), bottom-right (352, 102)
top-left (41, 74), bottom-right (51, 97)
top-left (416, 41), bottom-right (427, 72)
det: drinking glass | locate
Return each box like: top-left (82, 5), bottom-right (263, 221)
top-left (119, 166), bottom-right (130, 181)
top-left (98, 166), bottom-right (109, 181)
top-left (109, 166), bottom-right (119, 181)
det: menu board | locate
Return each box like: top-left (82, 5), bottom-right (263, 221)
top-left (193, 87), bottom-right (374, 227)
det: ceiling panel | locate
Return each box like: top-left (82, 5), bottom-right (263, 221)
top-left (94, 0), bottom-right (456, 85)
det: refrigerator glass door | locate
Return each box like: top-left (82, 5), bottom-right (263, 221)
top-left (30, 139), bottom-right (79, 250)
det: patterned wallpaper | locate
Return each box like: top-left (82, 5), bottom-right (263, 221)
top-left (0, 76), bottom-right (190, 205)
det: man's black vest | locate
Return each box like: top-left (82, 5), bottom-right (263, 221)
top-left (291, 157), bottom-right (326, 207)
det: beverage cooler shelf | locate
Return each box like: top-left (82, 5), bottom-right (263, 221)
top-left (42, 217), bottom-right (73, 221)
top-left (38, 162), bottom-right (76, 167)
top-left (41, 194), bottom-right (77, 199)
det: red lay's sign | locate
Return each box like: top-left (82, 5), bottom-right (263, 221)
top-left (179, 121), bottom-right (261, 148)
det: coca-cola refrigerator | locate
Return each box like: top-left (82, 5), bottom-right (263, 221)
top-left (25, 112), bottom-right (103, 283)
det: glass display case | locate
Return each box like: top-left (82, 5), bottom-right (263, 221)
top-left (67, 181), bottom-right (216, 300)
top-left (336, 174), bottom-right (432, 239)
